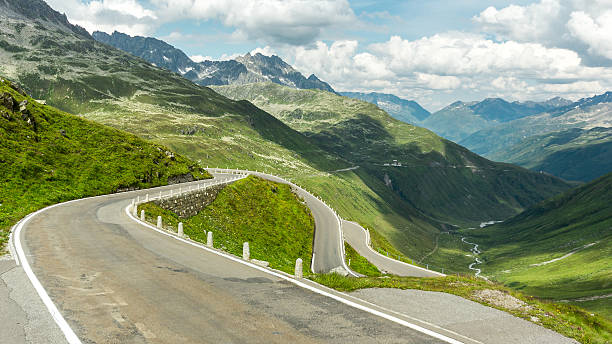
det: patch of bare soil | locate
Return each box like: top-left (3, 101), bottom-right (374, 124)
top-left (473, 289), bottom-right (532, 312)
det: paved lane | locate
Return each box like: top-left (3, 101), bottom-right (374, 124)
top-left (342, 220), bottom-right (443, 277)
top-left (210, 169), bottom-right (351, 275)
top-left (19, 178), bottom-right (447, 343)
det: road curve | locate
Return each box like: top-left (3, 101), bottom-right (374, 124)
top-left (342, 220), bottom-right (444, 277)
top-left (208, 168), bottom-right (355, 276)
top-left (17, 174), bottom-right (467, 343)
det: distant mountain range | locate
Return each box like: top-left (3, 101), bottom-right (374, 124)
top-left (340, 92), bottom-right (430, 124)
top-left (420, 97), bottom-right (573, 142)
top-left (91, 30), bottom-right (612, 182)
top-left (92, 31), bottom-right (335, 93)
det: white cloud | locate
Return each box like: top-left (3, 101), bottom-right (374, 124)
top-left (473, 0), bottom-right (563, 43)
top-left (46, 0), bottom-right (157, 36)
top-left (149, 0), bottom-right (356, 45)
top-left (567, 10), bottom-right (612, 59)
top-left (250, 46), bottom-right (276, 57)
top-left (415, 73), bottom-right (461, 90)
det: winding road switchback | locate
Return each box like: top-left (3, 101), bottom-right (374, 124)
top-left (14, 173), bottom-right (469, 343)
top-left (342, 221), bottom-right (443, 277)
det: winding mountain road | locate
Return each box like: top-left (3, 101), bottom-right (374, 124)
top-left (8, 171), bottom-right (577, 343)
top-left (13, 173), bottom-right (466, 343)
top-left (342, 221), bottom-right (443, 277)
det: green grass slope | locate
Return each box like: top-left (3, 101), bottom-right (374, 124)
top-left (138, 176), bottom-right (314, 274)
top-left (213, 82), bottom-right (571, 226)
top-left (467, 172), bottom-right (612, 319)
top-left (490, 127), bottom-right (612, 182)
top-left (0, 78), bottom-right (209, 252)
top-left (0, 2), bottom-right (570, 275)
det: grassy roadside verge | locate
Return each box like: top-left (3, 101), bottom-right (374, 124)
top-left (345, 242), bottom-right (381, 277)
top-left (0, 78), bottom-right (209, 254)
top-left (310, 274), bottom-right (612, 344)
top-left (137, 175), bottom-right (314, 274)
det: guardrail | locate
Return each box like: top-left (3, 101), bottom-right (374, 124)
top-left (131, 168), bottom-right (358, 277)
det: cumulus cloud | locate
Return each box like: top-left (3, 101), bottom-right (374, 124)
top-left (473, 0), bottom-right (563, 43)
top-left (149, 0), bottom-right (356, 45)
top-left (283, 31), bottom-right (612, 108)
top-left (46, 0), bottom-right (157, 36)
top-left (47, 0), bottom-right (355, 45)
top-left (568, 10), bottom-right (612, 59)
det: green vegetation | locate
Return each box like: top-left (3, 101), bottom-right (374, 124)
top-left (138, 176), bottom-right (314, 274)
top-left (0, 78), bottom-right (209, 252)
top-left (345, 242), bottom-right (381, 277)
top-left (213, 82), bottom-right (570, 268)
top-left (490, 127), bottom-right (612, 182)
top-left (311, 274), bottom-right (612, 344)
top-left (1, 14), bottom-right (571, 278)
top-left (467, 172), bottom-right (612, 320)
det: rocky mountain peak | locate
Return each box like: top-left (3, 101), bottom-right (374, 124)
top-left (0, 0), bottom-right (90, 38)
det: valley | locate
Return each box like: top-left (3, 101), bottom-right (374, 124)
top-left (1, 0), bottom-right (611, 342)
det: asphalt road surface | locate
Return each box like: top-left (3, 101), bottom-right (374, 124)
top-left (342, 220), bottom-right (443, 277)
top-left (210, 169), bottom-right (351, 275)
top-left (17, 175), bottom-right (453, 343)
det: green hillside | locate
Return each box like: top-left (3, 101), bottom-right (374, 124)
top-left (138, 175), bottom-right (314, 274)
top-left (490, 127), bottom-right (612, 182)
top-left (213, 82), bottom-right (570, 225)
top-left (467, 172), bottom-right (612, 319)
top-left (0, 2), bottom-right (571, 273)
top-left (0, 78), bottom-right (209, 252)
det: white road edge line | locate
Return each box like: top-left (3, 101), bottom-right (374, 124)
top-left (125, 204), bottom-right (465, 344)
top-left (14, 201), bottom-right (83, 344)
top-left (346, 220), bottom-right (445, 276)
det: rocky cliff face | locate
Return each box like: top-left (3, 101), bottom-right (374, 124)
top-left (93, 31), bottom-right (335, 93)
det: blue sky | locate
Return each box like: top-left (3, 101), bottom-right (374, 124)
top-left (46, 0), bottom-right (612, 110)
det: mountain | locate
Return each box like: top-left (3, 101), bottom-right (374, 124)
top-left (92, 31), bottom-right (335, 93)
top-left (461, 92), bottom-right (612, 180)
top-left (0, 0), bottom-right (571, 266)
top-left (420, 97), bottom-right (570, 142)
top-left (213, 82), bottom-right (571, 227)
top-left (0, 76), bottom-right (208, 252)
top-left (469, 171), bottom-right (612, 319)
top-left (340, 91), bottom-right (430, 124)
top-left (490, 127), bottom-right (612, 182)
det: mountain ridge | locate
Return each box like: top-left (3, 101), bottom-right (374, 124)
top-left (92, 30), bottom-right (336, 93)
top-left (340, 91), bottom-right (430, 124)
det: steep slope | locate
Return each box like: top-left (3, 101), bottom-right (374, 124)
top-left (0, 0), bottom-right (444, 263)
top-left (213, 82), bottom-right (571, 227)
top-left (0, 77), bottom-right (208, 252)
top-left (468, 172), bottom-right (612, 319)
top-left (92, 31), bottom-right (335, 92)
top-left (491, 127), bottom-right (612, 182)
top-left (340, 91), bottom-right (430, 124)
top-left (461, 93), bottom-right (612, 180)
top-left (0, 0), bottom-right (571, 271)
top-left (421, 97), bottom-right (569, 142)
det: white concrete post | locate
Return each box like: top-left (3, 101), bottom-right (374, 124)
top-left (179, 187), bottom-right (182, 194)
top-left (140, 210), bottom-right (145, 221)
top-left (295, 258), bottom-right (303, 279)
top-left (132, 200), bottom-right (137, 216)
top-left (159, 191), bottom-right (162, 200)
top-left (178, 222), bottom-right (184, 237)
top-left (206, 231), bottom-right (213, 247)
top-left (243, 242), bottom-right (250, 260)
top-left (136, 195), bottom-right (140, 202)
top-left (157, 216), bottom-right (162, 228)
top-left (170, 189), bottom-right (173, 197)
top-left (145, 194), bottom-right (149, 202)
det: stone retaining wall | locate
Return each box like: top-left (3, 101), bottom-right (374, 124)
top-left (152, 183), bottom-right (226, 217)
